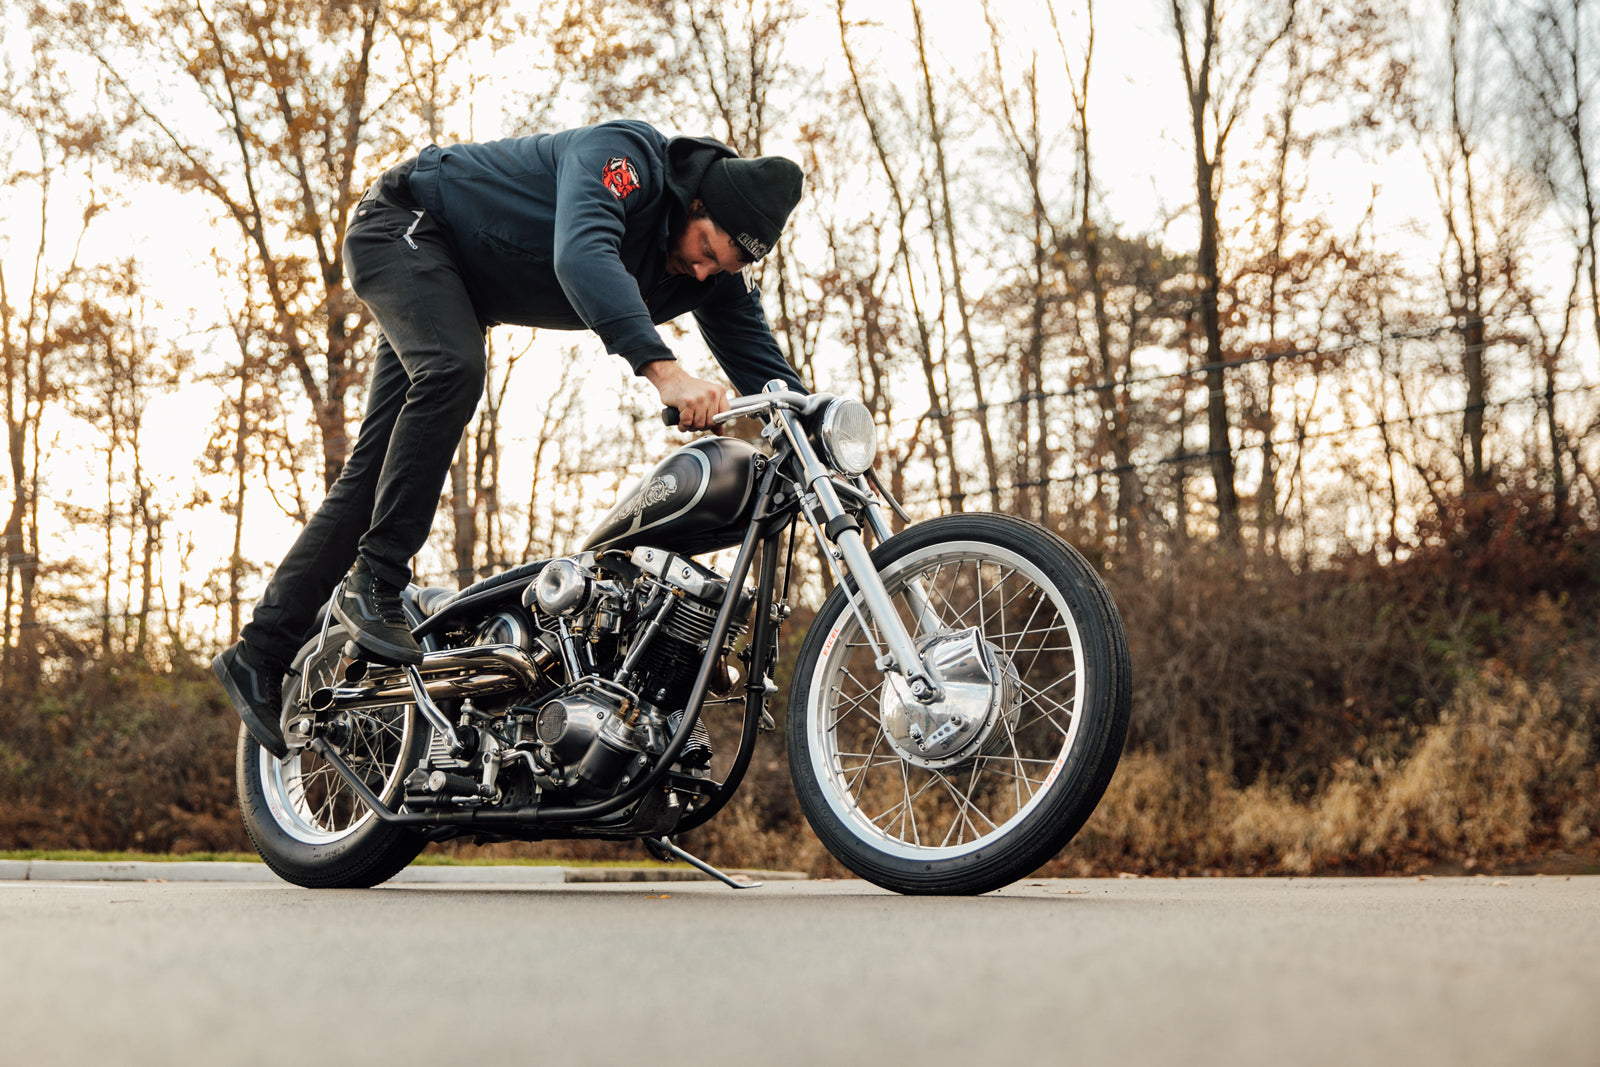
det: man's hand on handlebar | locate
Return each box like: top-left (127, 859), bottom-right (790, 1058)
top-left (642, 359), bottom-right (728, 433)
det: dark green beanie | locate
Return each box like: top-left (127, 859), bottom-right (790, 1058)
top-left (699, 155), bottom-right (804, 261)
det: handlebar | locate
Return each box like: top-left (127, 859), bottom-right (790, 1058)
top-left (660, 388), bottom-right (831, 430)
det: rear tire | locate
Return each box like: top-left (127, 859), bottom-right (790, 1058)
top-left (237, 623), bottom-right (428, 888)
top-left (787, 514), bottom-right (1130, 894)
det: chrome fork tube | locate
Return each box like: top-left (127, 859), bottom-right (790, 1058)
top-left (858, 483), bottom-right (942, 639)
top-left (777, 411), bottom-right (942, 703)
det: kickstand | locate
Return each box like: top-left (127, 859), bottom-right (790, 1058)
top-left (645, 836), bottom-right (763, 890)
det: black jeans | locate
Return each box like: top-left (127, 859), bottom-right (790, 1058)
top-left (241, 166), bottom-right (487, 666)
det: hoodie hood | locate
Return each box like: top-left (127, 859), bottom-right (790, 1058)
top-left (663, 135), bottom-right (738, 232)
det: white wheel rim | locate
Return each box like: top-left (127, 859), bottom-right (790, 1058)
top-left (806, 541), bottom-right (1087, 861)
top-left (260, 647), bottom-right (415, 845)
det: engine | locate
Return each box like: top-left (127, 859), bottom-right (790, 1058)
top-left (416, 545), bottom-right (750, 816)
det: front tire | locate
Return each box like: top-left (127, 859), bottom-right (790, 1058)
top-left (788, 514), bottom-right (1131, 894)
top-left (237, 623), bottom-right (428, 888)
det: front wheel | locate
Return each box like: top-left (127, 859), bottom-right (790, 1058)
top-left (788, 514), bottom-right (1131, 894)
top-left (237, 623), bottom-right (429, 888)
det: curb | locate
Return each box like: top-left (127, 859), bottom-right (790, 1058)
top-left (0, 859), bottom-right (805, 886)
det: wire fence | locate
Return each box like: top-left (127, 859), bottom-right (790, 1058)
top-left (895, 314), bottom-right (1600, 516)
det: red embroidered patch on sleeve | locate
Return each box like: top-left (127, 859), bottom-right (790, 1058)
top-left (601, 157), bottom-right (640, 200)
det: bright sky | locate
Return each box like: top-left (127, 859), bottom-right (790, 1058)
top-left (1, 0), bottom-right (1591, 640)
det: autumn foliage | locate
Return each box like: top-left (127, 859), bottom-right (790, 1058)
top-left (1, 494), bottom-right (1593, 877)
top-left (1, 1), bottom-right (1597, 873)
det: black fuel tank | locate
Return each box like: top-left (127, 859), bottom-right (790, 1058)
top-left (582, 437), bottom-right (765, 556)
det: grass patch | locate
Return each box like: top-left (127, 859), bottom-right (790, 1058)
top-left (411, 854), bottom-right (691, 869)
top-left (0, 850), bottom-right (262, 863)
top-left (0, 848), bottom-right (690, 869)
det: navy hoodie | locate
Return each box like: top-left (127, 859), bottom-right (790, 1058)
top-left (405, 120), bottom-right (803, 396)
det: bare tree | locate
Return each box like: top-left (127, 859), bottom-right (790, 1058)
top-left (1498, 0), bottom-right (1599, 509)
top-left (56, 273), bottom-right (188, 661)
top-left (1391, 0), bottom-right (1552, 500)
top-left (0, 35), bottom-right (112, 689)
top-left (837, 0), bottom-right (963, 511)
top-left (911, 0), bottom-right (1000, 511)
top-left (1441, 0), bottom-right (1495, 494)
top-left (984, 16), bottom-right (1058, 529)
top-left (1168, 0), bottom-right (1299, 546)
top-left (200, 295), bottom-right (286, 644)
top-left (30, 0), bottom-right (508, 493)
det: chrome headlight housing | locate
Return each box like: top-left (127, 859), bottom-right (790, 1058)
top-left (532, 556), bottom-right (594, 617)
top-left (817, 398), bottom-right (878, 475)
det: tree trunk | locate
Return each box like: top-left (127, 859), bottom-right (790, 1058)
top-left (229, 363), bottom-right (250, 643)
top-left (451, 432), bottom-right (476, 587)
top-left (1172, 0), bottom-right (1243, 546)
top-left (1447, 0), bottom-right (1491, 495)
top-left (913, 0), bottom-right (999, 511)
top-left (837, 0), bottom-right (961, 511)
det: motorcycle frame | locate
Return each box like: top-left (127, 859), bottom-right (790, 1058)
top-left (309, 382), bottom-right (937, 841)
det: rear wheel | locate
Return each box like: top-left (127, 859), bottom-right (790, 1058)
top-left (787, 514), bottom-right (1130, 894)
top-left (237, 623), bottom-right (428, 888)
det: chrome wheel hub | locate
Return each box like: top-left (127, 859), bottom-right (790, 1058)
top-left (880, 628), bottom-right (1020, 770)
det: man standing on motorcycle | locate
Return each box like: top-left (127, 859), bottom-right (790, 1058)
top-left (212, 120), bottom-right (806, 759)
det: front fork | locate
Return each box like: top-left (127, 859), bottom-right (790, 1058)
top-left (773, 408), bottom-right (945, 705)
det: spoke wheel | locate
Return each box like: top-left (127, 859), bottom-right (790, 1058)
top-left (237, 623), bottom-right (428, 888)
top-left (788, 514), bottom-right (1130, 895)
top-left (260, 707), bottom-right (411, 845)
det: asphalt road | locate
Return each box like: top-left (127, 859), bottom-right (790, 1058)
top-left (1, 875), bottom-right (1595, 1066)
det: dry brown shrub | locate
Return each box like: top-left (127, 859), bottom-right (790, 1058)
top-left (0, 658), bottom-right (247, 853)
top-left (5, 497), bottom-right (1594, 880)
top-left (1354, 672), bottom-right (1597, 869)
top-left (1106, 552), bottom-right (1421, 793)
top-left (1044, 666), bottom-right (1598, 877)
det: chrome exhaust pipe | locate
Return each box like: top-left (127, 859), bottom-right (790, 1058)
top-left (308, 643), bottom-right (553, 715)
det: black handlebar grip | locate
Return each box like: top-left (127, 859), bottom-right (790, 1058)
top-left (661, 406), bottom-right (681, 427)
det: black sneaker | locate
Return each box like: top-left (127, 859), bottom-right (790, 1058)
top-left (212, 642), bottom-right (290, 759)
top-left (332, 558), bottom-right (424, 665)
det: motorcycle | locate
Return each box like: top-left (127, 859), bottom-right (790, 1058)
top-left (237, 381), bottom-right (1131, 895)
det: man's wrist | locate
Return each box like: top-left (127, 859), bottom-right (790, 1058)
top-left (623, 341), bottom-right (675, 376)
top-left (640, 358), bottom-right (680, 384)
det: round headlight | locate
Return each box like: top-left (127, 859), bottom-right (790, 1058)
top-left (819, 398), bottom-right (878, 475)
